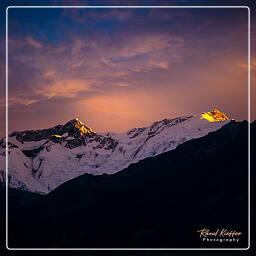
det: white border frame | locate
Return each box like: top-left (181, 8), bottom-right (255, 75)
top-left (5, 5), bottom-right (251, 251)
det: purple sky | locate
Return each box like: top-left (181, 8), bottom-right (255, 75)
top-left (0, 1), bottom-right (255, 137)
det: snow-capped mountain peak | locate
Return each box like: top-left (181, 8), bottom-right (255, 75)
top-left (200, 109), bottom-right (230, 122)
top-left (60, 117), bottom-right (96, 136)
top-left (0, 110), bottom-right (231, 194)
top-left (9, 117), bottom-right (96, 144)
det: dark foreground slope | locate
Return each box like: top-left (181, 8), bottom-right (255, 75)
top-left (0, 187), bottom-right (42, 248)
top-left (8, 120), bottom-right (252, 248)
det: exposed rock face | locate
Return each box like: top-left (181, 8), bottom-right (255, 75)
top-left (0, 111), bottom-right (230, 194)
top-left (60, 118), bottom-right (96, 136)
top-left (9, 118), bottom-right (96, 143)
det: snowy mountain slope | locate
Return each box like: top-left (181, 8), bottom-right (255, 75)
top-left (0, 110), bottom-right (230, 194)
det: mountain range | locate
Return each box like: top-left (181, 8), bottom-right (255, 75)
top-left (0, 109), bottom-right (230, 193)
top-left (5, 118), bottom-right (252, 248)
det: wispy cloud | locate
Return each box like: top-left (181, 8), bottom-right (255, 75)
top-left (26, 37), bottom-right (43, 49)
top-left (8, 30), bottom-right (185, 105)
top-left (3, 7), bottom-right (251, 135)
top-left (35, 79), bottom-right (92, 98)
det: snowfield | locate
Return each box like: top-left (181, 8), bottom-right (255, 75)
top-left (0, 112), bottom-right (230, 194)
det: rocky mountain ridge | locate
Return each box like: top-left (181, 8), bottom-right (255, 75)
top-left (0, 110), bottom-right (230, 193)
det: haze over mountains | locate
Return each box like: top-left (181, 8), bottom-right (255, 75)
top-left (1, 110), bottom-right (230, 193)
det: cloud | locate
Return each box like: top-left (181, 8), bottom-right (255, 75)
top-left (43, 70), bottom-right (56, 78)
top-left (9, 37), bottom-right (43, 52)
top-left (8, 97), bottom-right (40, 106)
top-left (113, 34), bottom-right (184, 58)
top-left (7, 31), bottom-right (184, 106)
top-left (26, 37), bottom-right (43, 49)
top-left (62, 8), bottom-right (133, 24)
top-left (4, 6), bottom-right (252, 136)
top-left (35, 79), bottom-right (92, 98)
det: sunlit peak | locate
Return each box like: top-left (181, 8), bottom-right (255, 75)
top-left (74, 117), bottom-right (96, 135)
top-left (200, 109), bottom-right (230, 122)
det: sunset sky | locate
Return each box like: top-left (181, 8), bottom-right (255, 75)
top-left (0, 0), bottom-right (255, 137)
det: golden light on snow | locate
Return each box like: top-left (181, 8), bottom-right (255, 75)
top-left (74, 117), bottom-right (96, 135)
top-left (200, 110), bottom-right (230, 122)
top-left (52, 134), bottom-right (62, 138)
